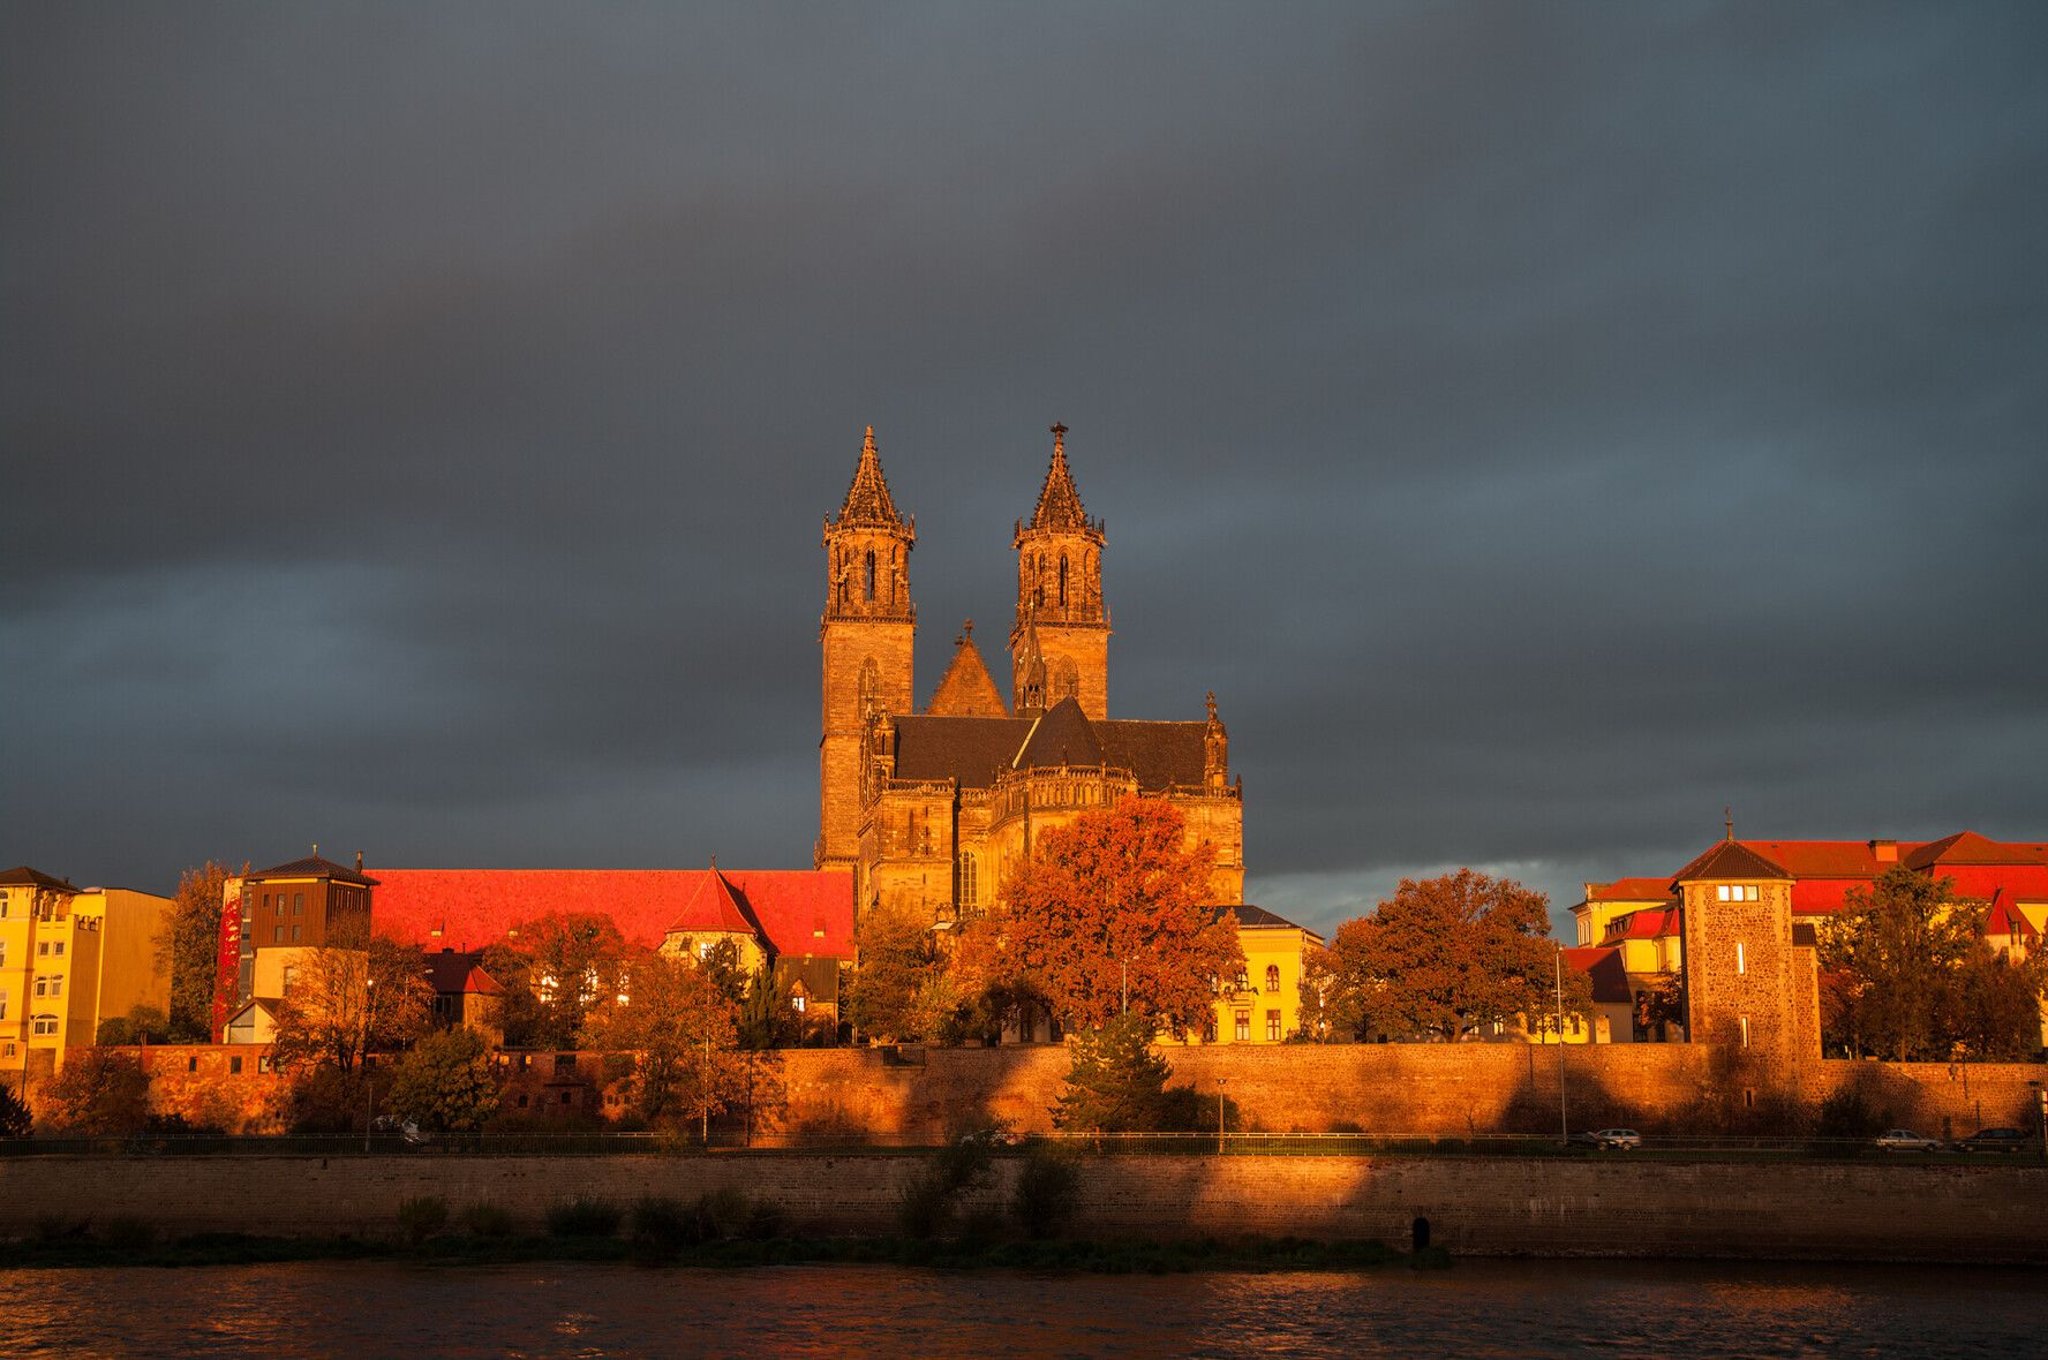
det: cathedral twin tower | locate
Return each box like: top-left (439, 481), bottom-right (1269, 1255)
top-left (818, 425), bottom-right (1243, 926)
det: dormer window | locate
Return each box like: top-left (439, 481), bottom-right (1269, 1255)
top-left (1715, 884), bottom-right (1759, 902)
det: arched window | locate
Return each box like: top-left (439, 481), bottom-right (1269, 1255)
top-left (858, 657), bottom-right (879, 713)
top-left (1264, 964), bottom-right (1280, 993)
top-left (959, 853), bottom-right (979, 908)
top-left (1058, 554), bottom-right (1069, 606)
top-left (864, 550), bottom-right (876, 601)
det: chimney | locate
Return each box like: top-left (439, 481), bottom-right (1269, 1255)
top-left (355, 850), bottom-right (364, 872)
top-left (1870, 840), bottom-right (1898, 863)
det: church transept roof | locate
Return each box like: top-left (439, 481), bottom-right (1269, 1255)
top-left (926, 622), bottom-right (1008, 718)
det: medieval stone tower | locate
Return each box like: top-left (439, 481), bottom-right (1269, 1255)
top-left (1010, 423), bottom-right (1109, 720)
top-left (817, 427), bottom-right (916, 874)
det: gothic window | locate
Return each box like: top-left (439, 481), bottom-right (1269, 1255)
top-left (864, 550), bottom-right (876, 601)
top-left (1059, 554), bottom-right (1069, 606)
top-left (1264, 964), bottom-right (1280, 993)
top-left (959, 852), bottom-right (979, 908)
top-left (858, 657), bottom-right (879, 714)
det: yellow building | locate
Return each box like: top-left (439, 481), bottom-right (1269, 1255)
top-left (0, 866), bottom-right (173, 1081)
top-left (1204, 906), bottom-right (1321, 1044)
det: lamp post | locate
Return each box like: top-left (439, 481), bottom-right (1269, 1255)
top-left (1121, 959), bottom-right (1129, 1018)
top-left (362, 975), bottom-right (376, 1153)
top-left (701, 1031), bottom-right (711, 1147)
top-left (1217, 1076), bottom-right (1228, 1155)
top-left (2031, 1081), bottom-right (2046, 1162)
top-left (1555, 945), bottom-right (1568, 1145)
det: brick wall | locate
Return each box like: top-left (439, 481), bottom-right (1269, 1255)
top-left (3, 1152), bottom-right (2041, 1262)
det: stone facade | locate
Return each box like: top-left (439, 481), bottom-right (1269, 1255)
top-left (815, 425), bottom-right (1245, 927)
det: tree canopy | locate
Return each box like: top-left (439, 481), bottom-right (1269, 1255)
top-left (268, 931), bottom-right (435, 1073)
top-left (1052, 1014), bottom-right (1209, 1132)
top-left (387, 1027), bottom-right (500, 1131)
top-left (156, 860), bottom-right (239, 1042)
top-left (1818, 867), bottom-right (2046, 1061)
top-left (964, 796), bottom-right (1240, 1034)
top-left (480, 911), bottom-right (636, 1050)
top-left (1316, 869), bottom-right (1584, 1041)
top-left (579, 952), bottom-right (745, 1129)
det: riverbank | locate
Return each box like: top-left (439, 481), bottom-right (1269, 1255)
top-left (5, 1152), bottom-right (2044, 1263)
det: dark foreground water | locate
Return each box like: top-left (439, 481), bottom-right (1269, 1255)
top-left (0, 1259), bottom-right (2038, 1359)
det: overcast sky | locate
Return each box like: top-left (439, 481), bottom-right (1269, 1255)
top-left (4, 3), bottom-right (2044, 936)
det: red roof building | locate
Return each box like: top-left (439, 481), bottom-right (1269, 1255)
top-left (367, 867), bottom-right (855, 962)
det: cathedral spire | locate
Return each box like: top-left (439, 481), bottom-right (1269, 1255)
top-left (834, 425), bottom-right (910, 532)
top-left (1028, 422), bottom-right (1094, 531)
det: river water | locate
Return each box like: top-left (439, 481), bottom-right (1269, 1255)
top-left (0, 1259), bottom-right (2037, 1358)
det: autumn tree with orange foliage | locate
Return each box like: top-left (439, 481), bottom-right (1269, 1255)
top-left (1318, 869), bottom-right (1587, 1042)
top-left (964, 796), bottom-right (1241, 1034)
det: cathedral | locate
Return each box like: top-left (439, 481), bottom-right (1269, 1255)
top-left (817, 424), bottom-right (1245, 930)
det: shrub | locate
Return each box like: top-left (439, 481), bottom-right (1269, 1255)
top-left (1011, 1148), bottom-right (1081, 1239)
top-left (34, 1048), bottom-right (150, 1136)
top-left (743, 1199), bottom-right (787, 1241)
top-left (546, 1196), bottom-right (622, 1238)
top-left (1817, 1084), bottom-right (1891, 1140)
top-left (629, 1196), bottom-right (696, 1254)
top-left (99, 1217), bottom-right (158, 1251)
top-left (0, 1082), bottom-right (30, 1139)
top-left (460, 1202), bottom-right (516, 1237)
top-left (35, 1214), bottom-right (91, 1242)
top-left (396, 1196), bottom-right (449, 1244)
top-left (697, 1186), bottom-right (751, 1241)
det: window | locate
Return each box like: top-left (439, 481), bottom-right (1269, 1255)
top-left (864, 549), bottom-right (876, 600)
top-left (1266, 1010), bottom-right (1281, 1042)
top-left (1234, 1010), bottom-right (1250, 1042)
top-left (273, 926), bottom-right (285, 944)
top-left (257, 1055), bottom-right (272, 1074)
top-left (0, 990), bottom-right (7, 1020)
top-left (54, 940), bottom-right (64, 957)
top-left (37, 940), bottom-right (50, 957)
top-left (229, 1055), bottom-right (243, 1074)
top-left (1059, 554), bottom-right (1069, 606)
top-left (32, 1014), bottom-right (59, 1036)
top-left (1736, 942), bottom-right (1746, 975)
top-left (0, 940), bottom-right (6, 967)
top-left (1264, 964), bottom-right (1280, 994)
top-left (792, 993), bottom-right (807, 1013)
top-left (1715, 884), bottom-right (1759, 902)
top-left (1235, 970), bottom-right (1249, 992)
top-left (186, 1056), bottom-right (198, 1073)
top-left (1739, 1016), bottom-right (1750, 1049)
top-left (293, 893), bottom-right (304, 915)
top-left (282, 965), bottom-right (298, 993)
top-left (1203, 1018), bottom-right (1217, 1043)
top-left (291, 925), bottom-right (302, 942)
top-left (517, 1094), bottom-right (530, 1109)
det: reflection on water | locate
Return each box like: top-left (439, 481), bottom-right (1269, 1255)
top-left (0, 1259), bottom-right (2039, 1359)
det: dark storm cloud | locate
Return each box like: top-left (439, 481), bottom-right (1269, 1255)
top-left (3, 3), bottom-right (2044, 931)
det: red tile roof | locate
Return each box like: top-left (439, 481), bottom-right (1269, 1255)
top-left (1601, 907), bottom-right (1683, 943)
top-left (669, 869), bottom-right (758, 937)
top-left (368, 869), bottom-right (855, 961)
top-left (1561, 946), bottom-right (1633, 1005)
top-left (1633, 832), bottom-right (2048, 918)
top-left (1586, 877), bottom-right (1679, 904)
top-left (421, 948), bottom-right (507, 996)
top-left (1673, 840), bottom-right (1793, 883)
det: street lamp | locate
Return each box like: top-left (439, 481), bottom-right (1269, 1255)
top-left (1217, 1076), bottom-right (1228, 1155)
top-left (1555, 944), bottom-right (1568, 1145)
top-left (362, 974), bottom-right (377, 1153)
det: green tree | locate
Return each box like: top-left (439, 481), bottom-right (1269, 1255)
top-left (971, 796), bottom-right (1241, 1034)
top-left (155, 860), bottom-right (239, 1042)
top-left (848, 908), bottom-right (943, 1041)
top-left (95, 1004), bottom-right (171, 1047)
top-left (481, 912), bottom-right (635, 1049)
top-left (35, 1048), bottom-right (151, 1136)
top-left (1820, 868), bottom-right (2046, 1060)
top-left (387, 1027), bottom-right (500, 1131)
top-left (1322, 870), bottom-right (1585, 1041)
top-left (580, 953), bottom-right (746, 1130)
top-left (268, 931), bottom-right (436, 1074)
top-left (1052, 1013), bottom-right (1203, 1131)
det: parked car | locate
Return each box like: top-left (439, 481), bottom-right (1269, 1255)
top-left (370, 1115), bottom-right (426, 1147)
top-left (1873, 1129), bottom-right (1942, 1153)
top-left (1953, 1127), bottom-right (2030, 1154)
top-left (1571, 1128), bottom-right (1642, 1150)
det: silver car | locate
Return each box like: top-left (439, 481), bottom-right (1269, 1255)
top-left (1873, 1128), bottom-right (1941, 1152)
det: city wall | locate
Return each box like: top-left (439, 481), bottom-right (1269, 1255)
top-left (2, 1152), bottom-right (2044, 1262)
top-left (118, 1042), bottom-right (2047, 1141)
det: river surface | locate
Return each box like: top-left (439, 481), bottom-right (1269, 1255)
top-left (0, 1259), bottom-right (2037, 1358)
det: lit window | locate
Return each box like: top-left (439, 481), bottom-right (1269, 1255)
top-left (1264, 965), bottom-right (1280, 994)
top-left (792, 994), bottom-right (807, 1013)
top-left (1736, 942), bottom-right (1746, 975)
top-left (1739, 1016), bottom-right (1750, 1048)
top-left (1234, 1010), bottom-right (1250, 1042)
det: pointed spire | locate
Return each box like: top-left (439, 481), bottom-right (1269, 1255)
top-left (833, 424), bottom-right (908, 530)
top-left (1028, 421), bottom-right (1091, 531)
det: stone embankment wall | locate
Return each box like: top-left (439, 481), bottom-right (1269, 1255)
top-left (115, 1042), bottom-right (2045, 1141)
top-left (2, 1153), bottom-right (2043, 1262)
top-left (753, 1044), bottom-right (2043, 1141)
